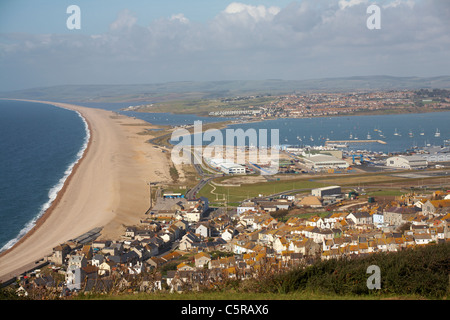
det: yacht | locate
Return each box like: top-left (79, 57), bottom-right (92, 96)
top-left (435, 129), bottom-right (440, 137)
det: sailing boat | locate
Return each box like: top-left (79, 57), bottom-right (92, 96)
top-left (394, 128), bottom-right (399, 136)
top-left (435, 129), bottom-right (440, 137)
top-left (409, 130), bottom-right (414, 138)
top-left (367, 132), bottom-right (372, 139)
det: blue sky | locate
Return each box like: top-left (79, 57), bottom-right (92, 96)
top-left (0, 0), bottom-right (296, 34)
top-left (0, 0), bottom-right (449, 91)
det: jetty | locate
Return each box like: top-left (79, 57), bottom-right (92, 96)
top-left (325, 139), bottom-right (386, 146)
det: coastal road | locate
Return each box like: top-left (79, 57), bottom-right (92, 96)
top-left (185, 148), bottom-right (223, 200)
top-left (186, 176), bottom-right (220, 200)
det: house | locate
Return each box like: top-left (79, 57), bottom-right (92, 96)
top-left (309, 228), bottom-right (334, 244)
top-left (173, 219), bottom-right (189, 232)
top-left (179, 232), bottom-right (201, 251)
top-left (91, 254), bottom-right (105, 267)
top-left (65, 267), bottom-right (86, 291)
top-left (305, 216), bottom-right (325, 228)
top-left (221, 227), bottom-right (237, 241)
top-left (372, 211), bottom-right (384, 227)
top-left (289, 238), bottom-right (320, 256)
top-left (102, 242), bottom-right (124, 256)
top-left (195, 223), bottom-right (211, 238)
top-left (422, 200), bottom-right (450, 216)
top-left (81, 245), bottom-right (93, 260)
top-left (347, 211), bottom-right (373, 225)
top-left (33, 275), bottom-right (55, 289)
top-left (49, 243), bottom-right (71, 265)
top-left (98, 260), bottom-right (116, 276)
top-left (257, 229), bottom-right (278, 244)
top-left (384, 206), bottom-right (420, 226)
top-left (182, 198), bottom-right (209, 222)
top-left (145, 257), bottom-right (165, 269)
top-left (298, 196), bottom-right (323, 208)
top-left (194, 252), bottom-right (211, 268)
top-left (414, 233), bottom-right (433, 245)
top-left (67, 254), bottom-right (87, 269)
top-left (232, 239), bottom-right (257, 254)
top-left (177, 262), bottom-right (195, 271)
top-left (125, 226), bottom-right (137, 238)
top-left (237, 202), bottom-right (257, 215)
top-left (143, 242), bottom-right (159, 257)
top-left (273, 237), bottom-right (289, 253)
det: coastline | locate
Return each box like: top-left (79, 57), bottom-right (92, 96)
top-left (0, 99), bottom-right (171, 282)
top-left (0, 101), bottom-right (93, 257)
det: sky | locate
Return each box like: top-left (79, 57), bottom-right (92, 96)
top-left (0, 0), bottom-right (449, 91)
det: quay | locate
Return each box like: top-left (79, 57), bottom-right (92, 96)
top-left (325, 140), bottom-right (387, 145)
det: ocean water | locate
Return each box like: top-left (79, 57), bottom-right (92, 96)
top-left (170, 112), bottom-right (450, 153)
top-left (0, 100), bottom-right (89, 252)
top-left (72, 102), bottom-right (449, 152)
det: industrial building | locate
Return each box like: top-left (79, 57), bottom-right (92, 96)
top-left (208, 158), bottom-right (246, 175)
top-left (219, 162), bottom-right (246, 174)
top-left (303, 154), bottom-right (349, 170)
top-left (386, 155), bottom-right (428, 169)
top-left (311, 186), bottom-right (342, 198)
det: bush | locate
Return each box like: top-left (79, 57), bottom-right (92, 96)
top-left (255, 243), bottom-right (450, 299)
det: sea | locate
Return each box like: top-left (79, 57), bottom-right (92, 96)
top-left (0, 99), bottom-right (449, 252)
top-left (0, 100), bottom-right (89, 252)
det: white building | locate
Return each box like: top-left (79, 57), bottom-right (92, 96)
top-left (311, 186), bottom-right (341, 198)
top-left (303, 154), bottom-right (349, 170)
top-left (208, 158), bottom-right (246, 174)
top-left (237, 202), bottom-right (257, 215)
top-left (219, 162), bottom-right (246, 174)
top-left (386, 155), bottom-right (428, 169)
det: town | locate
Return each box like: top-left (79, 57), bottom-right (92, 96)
top-left (207, 89), bottom-right (450, 119)
top-left (8, 182), bottom-right (450, 298)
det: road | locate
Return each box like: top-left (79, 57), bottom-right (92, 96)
top-left (185, 149), bottom-right (223, 200)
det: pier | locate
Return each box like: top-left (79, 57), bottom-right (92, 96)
top-left (325, 139), bottom-right (386, 146)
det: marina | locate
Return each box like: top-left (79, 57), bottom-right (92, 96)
top-left (325, 139), bottom-right (387, 145)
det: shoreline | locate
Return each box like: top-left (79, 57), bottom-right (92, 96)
top-left (0, 101), bottom-right (93, 258)
top-left (0, 99), bottom-right (172, 282)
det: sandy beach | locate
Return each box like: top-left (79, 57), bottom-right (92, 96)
top-left (0, 100), bottom-right (171, 282)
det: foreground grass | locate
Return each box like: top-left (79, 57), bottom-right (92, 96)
top-left (74, 290), bottom-right (428, 301)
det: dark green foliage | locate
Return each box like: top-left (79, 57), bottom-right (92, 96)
top-left (258, 243), bottom-right (449, 299)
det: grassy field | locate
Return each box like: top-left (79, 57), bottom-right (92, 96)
top-left (136, 96), bottom-right (278, 116)
top-left (193, 166), bottom-right (448, 206)
top-left (198, 178), bottom-right (324, 205)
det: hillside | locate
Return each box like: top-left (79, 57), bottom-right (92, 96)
top-left (2, 76), bottom-right (450, 104)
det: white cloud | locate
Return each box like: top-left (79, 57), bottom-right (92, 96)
top-left (170, 13), bottom-right (189, 24)
top-left (1, 0), bottom-right (449, 90)
top-left (109, 9), bottom-right (138, 31)
top-left (382, 0), bottom-right (415, 9)
top-left (223, 2), bottom-right (281, 21)
top-left (338, 0), bottom-right (367, 10)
